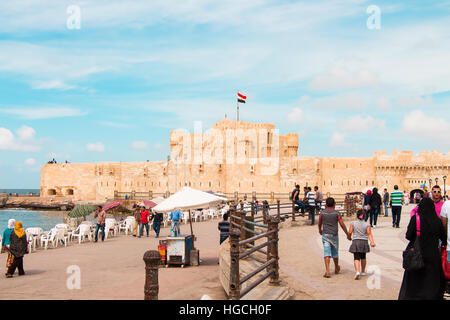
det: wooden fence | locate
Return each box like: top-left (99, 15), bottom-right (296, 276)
top-left (226, 196), bottom-right (359, 299)
top-left (228, 205), bottom-right (280, 299)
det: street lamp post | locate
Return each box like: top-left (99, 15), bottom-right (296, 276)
top-left (443, 176), bottom-right (447, 200)
top-left (175, 155), bottom-right (178, 192)
top-left (429, 179), bottom-right (432, 190)
top-left (183, 154), bottom-right (187, 187)
top-left (435, 177), bottom-right (439, 187)
top-left (166, 155), bottom-right (170, 197)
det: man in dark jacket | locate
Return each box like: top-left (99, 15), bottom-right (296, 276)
top-left (369, 188), bottom-right (382, 228)
top-left (151, 211), bottom-right (163, 238)
top-left (383, 188), bottom-right (389, 217)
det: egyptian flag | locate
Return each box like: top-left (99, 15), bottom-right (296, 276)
top-left (237, 92), bottom-right (247, 103)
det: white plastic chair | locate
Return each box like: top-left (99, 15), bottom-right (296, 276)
top-left (72, 224), bottom-right (92, 244)
top-left (26, 227), bottom-right (43, 250)
top-left (192, 210), bottom-right (202, 222)
top-left (40, 228), bottom-right (58, 249)
top-left (103, 218), bottom-right (117, 240)
top-left (119, 218), bottom-right (134, 235)
top-left (182, 211), bottom-right (190, 224)
top-left (55, 228), bottom-right (68, 247)
top-left (162, 213), bottom-right (170, 227)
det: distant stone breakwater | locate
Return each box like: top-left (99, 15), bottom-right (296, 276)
top-left (0, 194), bottom-right (135, 213)
top-left (0, 195), bottom-right (75, 211)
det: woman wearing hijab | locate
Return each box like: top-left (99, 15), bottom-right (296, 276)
top-left (398, 198), bottom-right (446, 300)
top-left (1, 219), bottom-right (15, 275)
top-left (5, 221), bottom-right (28, 278)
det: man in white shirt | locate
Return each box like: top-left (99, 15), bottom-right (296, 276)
top-left (306, 187), bottom-right (316, 225)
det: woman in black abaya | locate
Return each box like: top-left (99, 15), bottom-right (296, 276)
top-left (398, 197), bottom-right (446, 300)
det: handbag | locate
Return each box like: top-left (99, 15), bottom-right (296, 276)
top-left (402, 214), bottom-right (424, 271)
top-left (442, 249), bottom-right (450, 281)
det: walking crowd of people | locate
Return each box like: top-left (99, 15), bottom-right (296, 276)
top-left (316, 183), bottom-right (449, 300)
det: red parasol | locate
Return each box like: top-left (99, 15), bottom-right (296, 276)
top-left (103, 201), bottom-right (123, 211)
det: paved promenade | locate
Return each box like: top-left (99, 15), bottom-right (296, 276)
top-left (0, 205), bottom-right (415, 300)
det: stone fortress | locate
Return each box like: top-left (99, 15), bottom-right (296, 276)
top-left (40, 119), bottom-right (450, 201)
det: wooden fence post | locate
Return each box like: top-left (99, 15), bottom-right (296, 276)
top-left (229, 228), bottom-right (241, 300)
top-left (268, 217), bottom-right (281, 285)
top-left (291, 201), bottom-right (296, 221)
top-left (277, 200), bottom-right (281, 220)
top-left (143, 250), bottom-right (161, 300)
top-left (262, 202), bottom-right (268, 225)
top-left (251, 202), bottom-right (255, 219)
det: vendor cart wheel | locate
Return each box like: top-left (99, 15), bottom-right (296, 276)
top-left (181, 264), bottom-right (185, 268)
top-left (165, 265), bottom-right (169, 268)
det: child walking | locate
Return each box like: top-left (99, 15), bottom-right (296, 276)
top-left (347, 209), bottom-right (376, 280)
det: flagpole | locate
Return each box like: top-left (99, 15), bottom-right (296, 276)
top-left (237, 91), bottom-right (239, 122)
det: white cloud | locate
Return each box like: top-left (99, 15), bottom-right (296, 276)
top-left (99, 121), bottom-right (132, 128)
top-left (16, 125), bottom-right (36, 140)
top-left (32, 80), bottom-right (76, 90)
top-left (0, 127), bottom-right (40, 152)
top-left (24, 158), bottom-right (36, 166)
top-left (339, 115), bottom-right (386, 133)
top-left (375, 96), bottom-right (392, 110)
top-left (329, 132), bottom-right (351, 148)
top-left (312, 94), bottom-right (366, 111)
top-left (287, 107), bottom-right (303, 124)
top-left (86, 142), bottom-right (105, 152)
top-left (396, 96), bottom-right (432, 108)
top-left (131, 141), bottom-right (148, 150)
top-left (309, 66), bottom-right (377, 91)
top-left (401, 110), bottom-right (450, 142)
top-left (0, 107), bottom-right (87, 120)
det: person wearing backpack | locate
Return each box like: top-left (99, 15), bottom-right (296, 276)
top-left (398, 198), bottom-right (446, 300)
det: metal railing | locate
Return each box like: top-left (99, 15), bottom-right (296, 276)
top-left (114, 191), bottom-right (166, 200)
top-left (229, 205), bottom-right (280, 300)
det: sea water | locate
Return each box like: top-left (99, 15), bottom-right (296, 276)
top-left (0, 209), bottom-right (63, 231)
top-left (0, 189), bottom-right (40, 196)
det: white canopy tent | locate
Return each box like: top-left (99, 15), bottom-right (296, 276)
top-left (153, 186), bottom-right (227, 212)
top-left (153, 187), bottom-right (228, 252)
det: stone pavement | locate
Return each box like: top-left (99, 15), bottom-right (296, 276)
top-left (277, 204), bottom-right (415, 300)
top-left (0, 205), bottom-right (416, 300)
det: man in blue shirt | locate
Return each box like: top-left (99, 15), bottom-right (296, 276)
top-left (170, 209), bottom-right (182, 236)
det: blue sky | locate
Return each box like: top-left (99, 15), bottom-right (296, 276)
top-left (0, 0), bottom-right (449, 188)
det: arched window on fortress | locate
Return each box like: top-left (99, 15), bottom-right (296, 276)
top-left (366, 181), bottom-right (368, 186)
top-left (333, 164), bottom-right (335, 169)
top-left (209, 181), bottom-right (211, 187)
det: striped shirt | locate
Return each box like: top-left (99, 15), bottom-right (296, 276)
top-left (218, 221), bottom-right (230, 237)
top-left (390, 191), bottom-right (403, 206)
top-left (307, 191), bottom-right (316, 206)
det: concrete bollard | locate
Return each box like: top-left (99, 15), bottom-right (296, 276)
top-left (143, 250), bottom-right (161, 300)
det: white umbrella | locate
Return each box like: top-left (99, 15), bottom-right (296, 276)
top-left (153, 186), bottom-right (227, 212)
top-left (153, 187), bottom-right (227, 250)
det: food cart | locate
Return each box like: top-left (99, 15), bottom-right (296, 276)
top-left (166, 235), bottom-right (193, 268)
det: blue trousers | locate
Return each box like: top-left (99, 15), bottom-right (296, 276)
top-left (152, 221), bottom-right (161, 236)
top-left (384, 203), bottom-right (389, 216)
top-left (95, 223), bottom-right (105, 242)
top-left (369, 206), bottom-right (380, 226)
top-left (139, 223), bottom-right (149, 236)
top-left (295, 200), bottom-right (307, 213)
